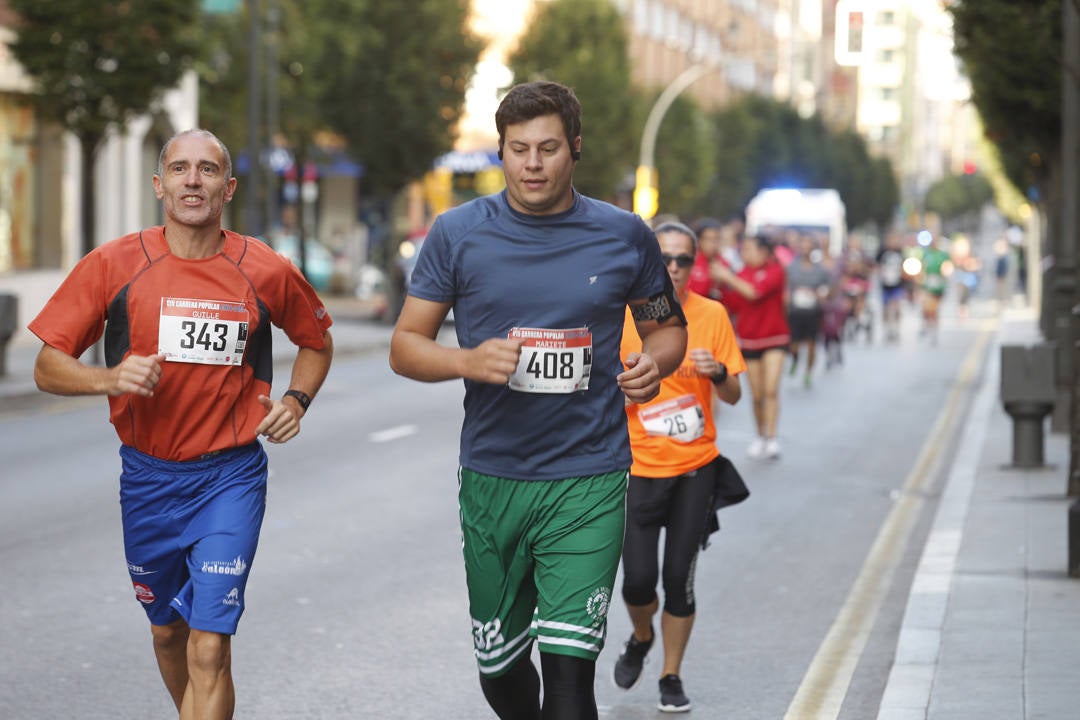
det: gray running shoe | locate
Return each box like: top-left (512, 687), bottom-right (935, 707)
top-left (612, 629), bottom-right (653, 690)
top-left (658, 674), bottom-right (692, 713)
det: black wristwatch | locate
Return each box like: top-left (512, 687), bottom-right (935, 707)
top-left (284, 389), bottom-right (312, 411)
top-left (710, 363), bottom-right (728, 386)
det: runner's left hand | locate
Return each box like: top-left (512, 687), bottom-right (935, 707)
top-left (689, 348), bottom-right (720, 378)
top-left (619, 352), bottom-right (661, 404)
top-left (256, 394), bottom-right (301, 444)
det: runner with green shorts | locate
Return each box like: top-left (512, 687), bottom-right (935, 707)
top-left (390, 81), bottom-right (687, 720)
top-left (461, 468), bottom-right (628, 674)
top-left (920, 237), bottom-right (951, 345)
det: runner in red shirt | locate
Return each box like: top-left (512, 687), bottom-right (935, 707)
top-left (686, 218), bottom-right (722, 300)
top-left (29, 130), bottom-right (333, 720)
top-left (713, 234), bottom-right (790, 459)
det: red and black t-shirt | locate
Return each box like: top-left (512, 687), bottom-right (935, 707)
top-left (29, 227), bottom-right (332, 460)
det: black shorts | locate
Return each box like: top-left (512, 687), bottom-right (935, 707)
top-left (741, 345), bottom-right (789, 360)
top-left (622, 460), bottom-right (719, 616)
top-left (787, 308), bottom-right (823, 342)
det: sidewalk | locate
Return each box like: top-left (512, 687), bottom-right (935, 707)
top-left (0, 294), bottom-right (394, 401)
top-left (877, 306), bottom-right (1080, 719)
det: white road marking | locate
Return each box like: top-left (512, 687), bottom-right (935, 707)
top-left (368, 424), bottom-right (418, 443)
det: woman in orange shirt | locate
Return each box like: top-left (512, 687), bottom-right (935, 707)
top-left (613, 221), bottom-right (747, 713)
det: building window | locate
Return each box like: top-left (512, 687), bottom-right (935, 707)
top-left (878, 10), bottom-right (896, 25)
top-left (878, 48), bottom-right (895, 63)
top-left (650, 1), bottom-right (664, 41)
top-left (633, 0), bottom-right (649, 32)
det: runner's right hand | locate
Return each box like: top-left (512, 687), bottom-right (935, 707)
top-left (466, 338), bottom-right (523, 384)
top-left (110, 353), bottom-right (165, 397)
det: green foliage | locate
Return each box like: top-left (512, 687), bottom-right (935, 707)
top-left (868, 156), bottom-right (900, 230)
top-left (507, 0), bottom-right (634, 200)
top-left (701, 100), bottom-right (759, 218)
top-left (827, 129), bottom-right (874, 228)
top-left (198, 0), bottom-right (480, 197)
top-left (196, 8), bottom-right (252, 164)
top-left (702, 94), bottom-right (899, 231)
top-left (924, 172), bottom-right (995, 220)
top-left (324, 0), bottom-right (480, 195)
top-left (949, 0), bottom-right (1061, 196)
top-left (629, 89), bottom-right (716, 219)
top-left (7, 0), bottom-right (200, 152)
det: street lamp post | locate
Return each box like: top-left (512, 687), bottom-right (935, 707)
top-left (633, 64), bottom-right (711, 220)
top-left (1061, 0), bottom-right (1080, 577)
top-left (245, 0), bottom-right (263, 236)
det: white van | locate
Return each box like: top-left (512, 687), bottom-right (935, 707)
top-left (745, 188), bottom-right (847, 256)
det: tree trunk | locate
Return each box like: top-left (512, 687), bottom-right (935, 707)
top-left (79, 132), bottom-right (103, 365)
top-left (79, 133), bottom-right (100, 258)
top-left (294, 144), bottom-right (309, 281)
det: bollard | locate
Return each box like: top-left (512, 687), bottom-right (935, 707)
top-left (0, 293), bottom-right (17, 377)
top-left (1000, 343), bottom-right (1057, 468)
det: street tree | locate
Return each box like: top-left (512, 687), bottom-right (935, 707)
top-left (507, 0), bottom-right (635, 201)
top-left (198, 0), bottom-right (479, 290)
top-left (196, 6), bottom-right (257, 230)
top-left (949, 0), bottom-right (1061, 202)
top-left (826, 129), bottom-right (875, 230)
top-left (632, 89), bottom-right (716, 219)
top-left (924, 171), bottom-right (995, 234)
top-left (868, 156), bottom-right (900, 234)
top-left (704, 94), bottom-right (897, 235)
top-left (704, 98), bottom-right (760, 220)
top-left (322, 0), bottom-right (480, 198)
top-left (6, 0), bottom-right (200, 257)
top-left (321, 0), bottom-right (479, 315)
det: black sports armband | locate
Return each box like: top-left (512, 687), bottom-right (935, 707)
top-left (630, 275), bottom-right (687, 325)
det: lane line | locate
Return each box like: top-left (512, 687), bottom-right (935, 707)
top-left (368, 424), bottom-right (418, 443)
top-left (783, 322), bottom-right (994, 720)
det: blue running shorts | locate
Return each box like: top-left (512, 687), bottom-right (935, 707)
top-left (119, 442), bottom-right (268, 634)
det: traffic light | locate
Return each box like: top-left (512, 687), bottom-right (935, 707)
top-left (634, 165), bottom-right (658, 220)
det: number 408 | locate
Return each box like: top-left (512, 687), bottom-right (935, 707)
top-left (525, 351), bottom-right (575, 380)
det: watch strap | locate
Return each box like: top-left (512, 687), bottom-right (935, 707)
top-left (284, 389), bottom-right (312, 411)
top-left (710, 363), bottom-right (728, 386)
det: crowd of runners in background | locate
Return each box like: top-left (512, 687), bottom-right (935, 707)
top-left (647, 210), bottom-right (1005, 462)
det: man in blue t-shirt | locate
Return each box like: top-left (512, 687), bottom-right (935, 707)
top-left (390, 81), bottom-right (687, 720)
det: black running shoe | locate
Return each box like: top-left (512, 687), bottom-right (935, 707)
top-left (612, 628), bottom-right (653, 690)
top-left (658, 674), bottom-right (692, 713)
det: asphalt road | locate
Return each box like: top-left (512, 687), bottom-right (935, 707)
top-left (0, 301), bottom-right (991, 719)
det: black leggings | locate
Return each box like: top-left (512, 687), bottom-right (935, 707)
top-left (479, 652), bottom-right (597, 720)
top-left (621, 459), bottom-right (718, 617)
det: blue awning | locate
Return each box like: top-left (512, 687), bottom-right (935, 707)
top-left (434, 150), bottom-right (501, 173)
top-left (235, 149), bottom-right (364, 178)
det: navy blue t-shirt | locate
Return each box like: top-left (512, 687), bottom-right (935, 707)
top-left (408, 190), bottom-right (672, 481)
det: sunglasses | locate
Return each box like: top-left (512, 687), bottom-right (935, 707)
top-left (661, 253), bottom-right (695, 269)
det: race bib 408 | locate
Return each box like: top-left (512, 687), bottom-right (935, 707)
top-left (507, 327), bottom-right (592, 394)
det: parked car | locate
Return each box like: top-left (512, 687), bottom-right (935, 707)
top-left (270, 235), bottom-right (334, 292)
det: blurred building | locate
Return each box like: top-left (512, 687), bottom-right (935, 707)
top-left (0, 0), bottom-right (198, 348)
top-left (616, 0), bottom-right (781, 109)
top-left (848, 0), bottom-right (976, 221)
